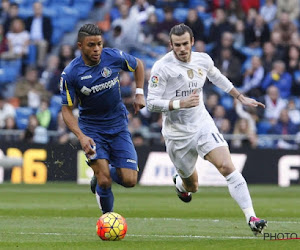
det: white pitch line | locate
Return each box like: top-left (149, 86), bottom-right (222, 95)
top-left (1, 215), bottom-right (299, 224)
top-left (10, 232), bottom-right (257, 240)
top-left (127, 234), bottom-right (257, 240)
top-left (128, 217), bottom-right (300, 224)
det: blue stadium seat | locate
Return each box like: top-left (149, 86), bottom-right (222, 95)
top-left (189, 0), bottom-right (207, 8)
top-left (50, 0), bottom-right (72, 6)
top-left (173, 8), bottom-right (189, 22)
top-left (18, 6), bottom-right (33, 19)
top-left (0, 59), bottom-right (22, 84)
top-left (257, 121), bottom-right (272, 134)
top-left (17, 0), bottom-right (50, 7)
top-left (220, 95), bottom-right (234, 110)
top-left (43, 6), bottom-right (57, 18)
top-left (51, 27), bottom-right (65, 45)
top-left (238, 46), bottom-right (263, 57)
top-left (15, 107), bottom-right (35, 130)
top-left (151, 45), bottom-right (167, 55)
top-left (50, 95), bottom-right (62, 112)
top-left (48, 95), bottom-right (62, 129)
top-left (72, 0), bottom-right (94, 19)
top-left (52, 6), bottom-right (80, 32)
top-left (155, 8), bottom-right (164, 22)
top-left (199, 12), bottom-right (213, 37)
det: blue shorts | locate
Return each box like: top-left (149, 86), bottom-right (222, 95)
top-left (82, 128), bottom-right (138, 171)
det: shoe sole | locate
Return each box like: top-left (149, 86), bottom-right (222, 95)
top-left (251, 220), bottom-right (268, 236)
top-left (173, 174), bottom-right (192, 203)
top-left (90, 176), bottom-right (97, 194)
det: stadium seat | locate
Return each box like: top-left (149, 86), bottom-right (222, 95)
top-left (155, 8), bottom-right (164, 22)
top-left (50, 0), bottom-right (72, 7)
top-left (0, 59), bottom-right (22, 84)
top-left (198, 12), bottom-right (213, 37)
top-left (257, 121), bottom-right (272, 134)
top-left (15, 107), bottom-right (35, 130)
top-left (52, 6), bottom-right (80, 32)
top-left (238, 46), bottom-right (263, 57)
top-left (72, 0), bottom-right (94, 19)
top-left (43, 6), bottom-right (57, 18)
top-left (173, 8), bottom-right (189, 22)
top-left (220, 95), bottom-right (234, 110)
top-left (48, 95), bottom-right (62, 130)
top-left (151, 45), bottom-right (167, 55)
top-left (24, 44), bottom-right (37, 66)
top-left (50, 95), bottom-right (62, 112)
top-left (51, 27), bottom-right (65, 45)
top-left (17, 0), bottom-right (50, 7)
top-left (189, 0), bottom-right (207, 8)
top-left (18, 6), bottom-right (33, 19)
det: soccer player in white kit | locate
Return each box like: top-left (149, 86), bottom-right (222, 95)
top-left (147, 24), bottom-right (267, 235)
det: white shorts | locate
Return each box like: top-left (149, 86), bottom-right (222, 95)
top-left (165, 123), bottom-right (228, 178)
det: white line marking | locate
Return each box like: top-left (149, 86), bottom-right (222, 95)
top-left (7, 232), bottom-right (257, 240)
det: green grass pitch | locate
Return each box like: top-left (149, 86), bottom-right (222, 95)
top-left (0, 183), bottom-right (300, 249)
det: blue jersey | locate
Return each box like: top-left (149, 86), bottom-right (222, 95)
top-left (60, 48), bottom-right (137, 134)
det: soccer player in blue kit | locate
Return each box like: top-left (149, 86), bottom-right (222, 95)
top-left (60, 24), bottom-right (145, 213)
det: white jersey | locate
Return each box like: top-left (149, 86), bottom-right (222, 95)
top-left (147, 51), bottom-right (234, 140)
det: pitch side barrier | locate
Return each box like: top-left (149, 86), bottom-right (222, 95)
top-left (0, 142), bottom-right (299, 186)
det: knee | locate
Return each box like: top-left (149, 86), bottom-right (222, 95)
top-left (95, 172), bottom-right (111, 189)
top-left (217, 160), bottom-right (234, 176)
top-left (122, 176), bottom-right (137, 188)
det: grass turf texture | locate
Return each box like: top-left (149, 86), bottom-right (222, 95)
top-left (0, 183), bottom-right (299, 249)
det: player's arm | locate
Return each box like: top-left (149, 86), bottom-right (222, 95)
top-left (61, 106), bottom-right (96, 158)
top-left (229, 87), bottom-right (265, 108)
top-left (133, 58), bottom-right (146, 114)
top-left (205, 54), bottom-right (265, 109)
top-left (60, 73), bottom-right (95, 157)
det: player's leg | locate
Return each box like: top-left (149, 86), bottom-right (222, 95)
top-left (173, 169), bottom-right (198, 202)
top-left (166, 137), bottom-right (198, 202)
top-left (117, 168), bottom-right (138, 187)
top-left (204, 146), bottom-right (267, 235)
top-left (109, 129), bottom-right (138, 187)
top-left (90, 159), bottom-right (114, 214)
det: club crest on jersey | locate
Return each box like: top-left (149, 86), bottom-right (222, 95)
top-left (80, 86), bottom-right (92, 95)
top-left (150, 75), bottom-right (159, 87)
top-left (101, 67), bottom-right (112, 78)
top-left (187, 69), bottom-right (194, 79)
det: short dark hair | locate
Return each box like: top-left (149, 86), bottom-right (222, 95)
top-left (169, 23), bottom-right (193, 42)
top-left (77, 24), bottom-right (102, 42)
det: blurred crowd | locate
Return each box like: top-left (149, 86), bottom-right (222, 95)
top-left (0, 0), bottom-right (300, 150)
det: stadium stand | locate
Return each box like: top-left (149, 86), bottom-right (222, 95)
top-left (0, 0), bottom-right (298, 149)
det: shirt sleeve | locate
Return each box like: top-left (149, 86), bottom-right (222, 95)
top-left (60, 72), bottom-right (75, 106)
top-left (118, 49), bottom-right (138, 72)
top-left (206, 54), bottom-right (234, 93)
top-left (147, 65), bottom-right (170, 112)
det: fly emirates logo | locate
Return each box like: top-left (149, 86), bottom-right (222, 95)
top-left (80, 77), bottom-right (118, 95)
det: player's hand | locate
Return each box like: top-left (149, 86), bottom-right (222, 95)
top-left (238, 95), bottom-right (265, 108)
top-left (181, 89), bottom-right (199, 108)
top-left (79, 135), bottom-right (96, 158)
top-left (133, 94), bottom-right (146, 114)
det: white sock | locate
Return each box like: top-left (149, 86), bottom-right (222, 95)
top-left (95, 192), bottom-right (102, 211)
top-left (226, 170), bottom-right (256, 223)
top-left (175, 175), bottom-right (187, 193)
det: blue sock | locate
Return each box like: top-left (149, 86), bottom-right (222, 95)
top-left (109, 165), bottom-right (122, 185)
top-left (96, 184), bottom-right (114, 213)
